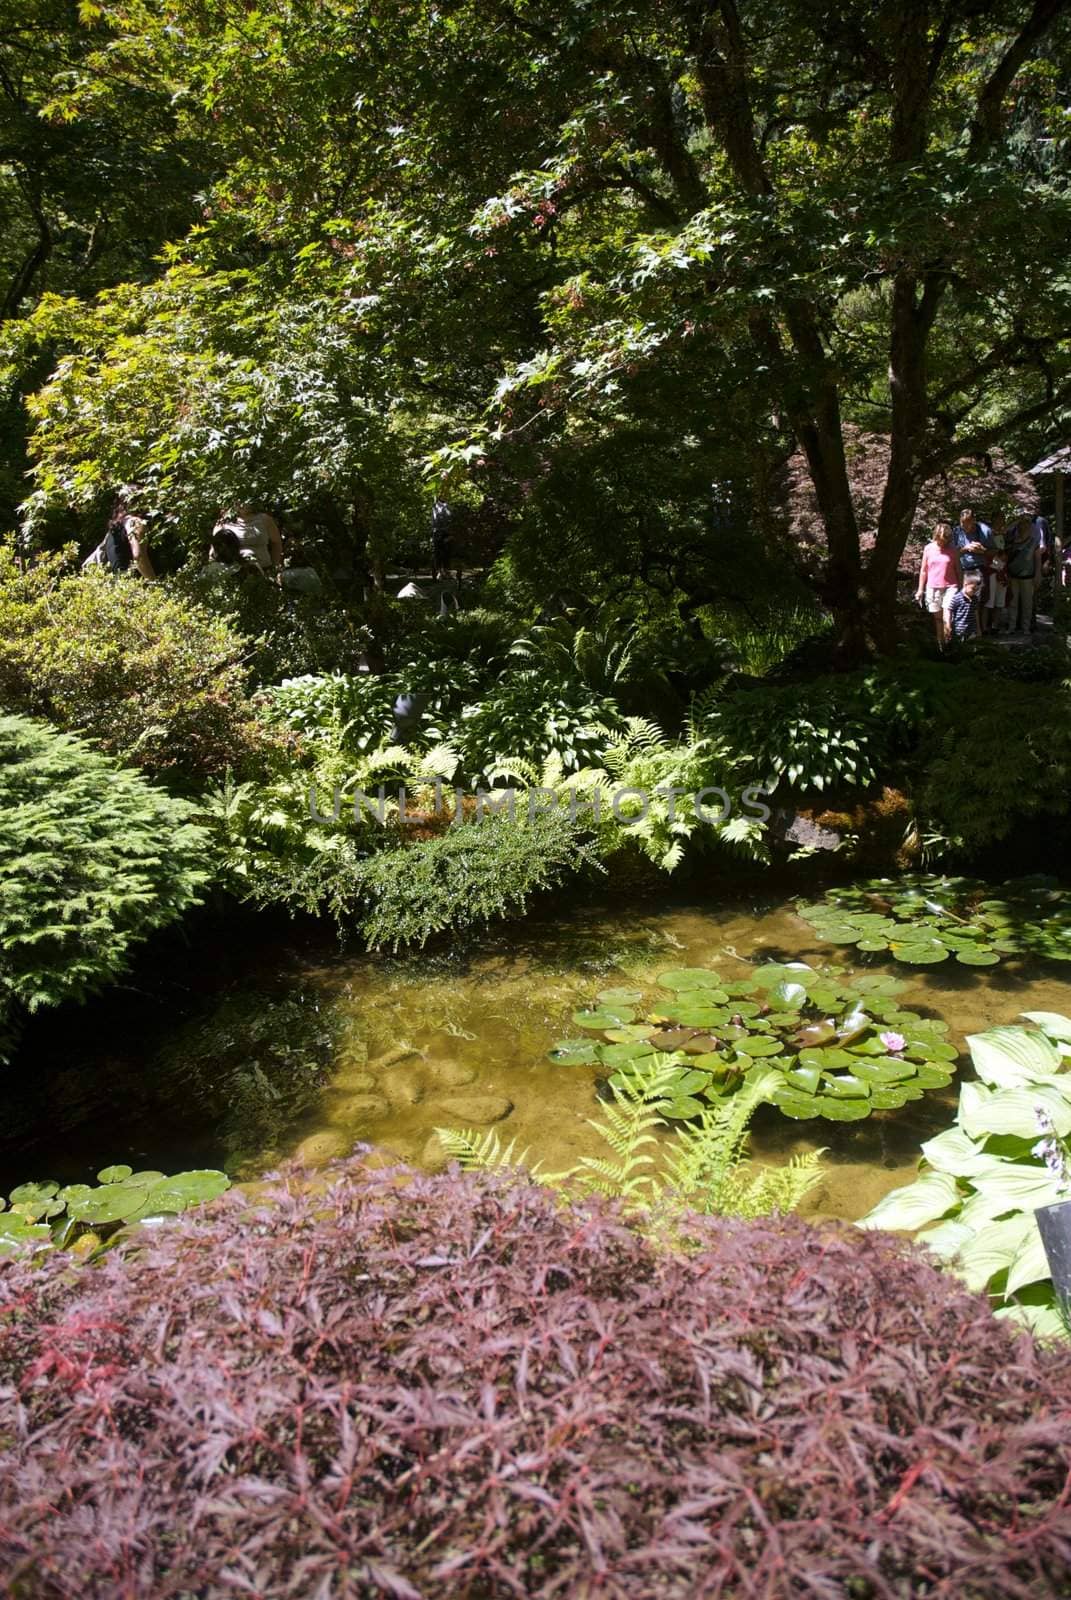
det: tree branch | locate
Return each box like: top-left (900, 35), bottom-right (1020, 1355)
top-left (968, 0), bottom-right (1070, 157)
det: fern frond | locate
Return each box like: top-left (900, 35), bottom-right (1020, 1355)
top-left (434, 1125), bottom-right (534, 1173)
top-left (407, 744), bottom-right (461, 781)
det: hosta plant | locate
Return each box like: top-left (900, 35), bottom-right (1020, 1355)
top-left (798, 873), bottom-right (1071, 966)
top-left (550, 962), bottom-right (959, 1122)
top-left (0, 1164), bottom-right (230, 1257)
top-left (861, 1013), bottom-right (1071, 1339)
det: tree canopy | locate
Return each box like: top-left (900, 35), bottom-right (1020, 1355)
top-left (1, 0), bottom-right (1069, 651)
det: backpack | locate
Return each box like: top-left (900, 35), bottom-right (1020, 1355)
top-left (103, 521), bottom-right (133, 573)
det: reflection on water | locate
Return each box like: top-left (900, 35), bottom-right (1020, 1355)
top-left (5, 893), bottom-right (1071, 1220)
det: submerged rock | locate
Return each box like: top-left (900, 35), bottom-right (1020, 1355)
top-left (323, 1092), bottom-right (390, 1127)
top-left (292, 1130), bottom-right (350, 1166)
top-left (430, 1092), bottom-right (513, 1125)
top-left (423, 1059), bottom-right (478, 1089)
top-left (332, 1070), bottom-right (377, 1093)
top-left (379, 1063), bottom-right (427, 1106)
top-left (420, 1132), bottom-right (451, 1171)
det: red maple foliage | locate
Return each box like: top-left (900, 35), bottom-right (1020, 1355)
top-left (1, 1156), bottom-right (1070, 1598)
top-left (777, 426), bottom-right (1039, 576)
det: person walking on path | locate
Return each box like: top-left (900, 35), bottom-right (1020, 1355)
top-left (916, 521), bottom-right (961, 650)
top-left (1007, 510), bottom-right (1043, 635)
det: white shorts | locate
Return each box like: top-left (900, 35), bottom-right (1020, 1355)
top-left (988, 573), bottom-right (1007, 608)
top-left (926, 585), bottom-right (955, 613)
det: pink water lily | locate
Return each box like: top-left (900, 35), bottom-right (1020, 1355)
top-left (879, 1031), bottom-right (907, 1054)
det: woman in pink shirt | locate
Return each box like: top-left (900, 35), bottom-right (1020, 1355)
top-left (916, 522), bottom-right (962, 649)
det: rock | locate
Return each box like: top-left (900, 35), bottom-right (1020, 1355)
top-left (430, 1092), bottom-right (513, 1125)
top-left (332, 1069), bottom-right (377, 1093)
top-left (323, 1092), bottom-right (390, 1127)
top-left (292, 1130), bottom-right (350, 1166)
top-left (423, 1058), bottom-right (478, 1089)
top-left (369, 1043), bottom-right (420, 1072)
top-left (420, 1132), bottom-right (451, 1172)
top-left (379, 1063), bottom-right (427, 1107)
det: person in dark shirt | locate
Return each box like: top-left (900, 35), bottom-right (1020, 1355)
top-left (952, 506), bottom-right (991, 579)
top-left (430, 499), bottom-right (453, 580)
top-left (947, 571), bottom-right (983, 641)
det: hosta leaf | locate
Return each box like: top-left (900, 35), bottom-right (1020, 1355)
top-left (1021, 1011), bottom-right (1071, 1042)
top-left (960, 1081), bottom-right (1071, 1141)
top-left (967, 1025), bottom-right (1062, 1088)
top-left (920, 1128), bottom-right (994, 1178)
top-left (859, 1170), bottom-right (960, 1231)
top-left (956, 1214), bottom-right (1036, 1293)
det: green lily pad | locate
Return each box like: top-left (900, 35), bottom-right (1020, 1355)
top-left (818, 1098), bottom-right (871, 1121)
top-left (9, 1181), bottom-right (59, 1206)
top-left (97, 1164), bottom-right (133, 1184)
top-left (597, 988), bottom-right (645, 1005)
top-left (599, 1041), bottom-right (657, 1067)
top-left (141, 1171), bottom-right (230, 1213)
top-left (771, 1092), bottom-right (822, 1120)
top-left (548, 1039), bottom-right (599, 1065)
top-left (736, 1035), bottom-right (783, 1057)
top-left (657, 968), bottom-right (725, 990)
top-left (954, 948), bottom-right (1000, 967)
top-left (891, 944), bottom-right (950, 965)
top-left (786, 1065), bottom-right (821, 1094)
top-left (573, 1007), bottom-right (634, 1030)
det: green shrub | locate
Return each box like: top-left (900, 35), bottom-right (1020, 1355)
top-left (710, 677), bottom-right (888, 795)
top-left (917, 679), bottom-right (1071, 853)
top-left (456, 672), bottom-right (625, 784)
top-left (0, 548), bottom-right (271, 785)
top-left (0, 713), bottom-right (213, 1059)
top-left (172, 565), bottom-right (375, 686)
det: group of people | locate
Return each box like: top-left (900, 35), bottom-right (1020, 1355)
top-left (916, 507), bottom-right (1051, 649)
top-left (83, 490), bottom-right (322, 595)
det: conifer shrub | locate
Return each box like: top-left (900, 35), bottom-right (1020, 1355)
top-left (1, 1155), bottom-right (1069, 1598)
top-left (0, 713), bottom-right (212, 1058)
top-left (0, 548), bottom-right (271, 785)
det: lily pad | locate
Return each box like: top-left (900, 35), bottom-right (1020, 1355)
top-left (656, 968), bottom-right (725, 990)
top-left (548, 1039), bottom-right (599, 1065)
top-left (573, 1006), bottom-right (634, 1030)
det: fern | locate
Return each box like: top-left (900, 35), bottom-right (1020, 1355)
top-left (570, 1056), bottom-right (683, 1204)
top-left (434, 1126), bottom-right (535, 1174)
top-left (435, 1057), bottom-right (823, 1225)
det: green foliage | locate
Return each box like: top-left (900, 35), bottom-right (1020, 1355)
top-left (0, 549), bottom-right (271, 784)
top-left (349, 812), bottom-right (603, 950)
top-left (456, 672), bottom-right (624, 785)
top-left (0, 1163), bottom-right (230, 1258)
top-left (917, 680), bottom-right (1071, 854)
top-left (554, 961), bottom-right (957, 1123)
top-left (709, 678), bottom-right (888, 796)
top-left (861, 1014), bottom-right (1071, 1341)
top-left (173, 565), bottom-right (378, 687)
top-left (438, 1056), bottom-right (823, 1221)
top-left (0, 713), bottom-right (212, 1060)
top-left (800, 875), bottom-right (1071, 967)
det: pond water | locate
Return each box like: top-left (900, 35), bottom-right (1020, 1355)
top-left (6, 890), bottom-right (1071, 1222)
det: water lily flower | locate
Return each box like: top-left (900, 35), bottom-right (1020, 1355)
top-left (879, 1031), bottom-right (906, 1054)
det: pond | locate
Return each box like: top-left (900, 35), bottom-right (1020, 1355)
top-left (5, 888), bottom-right (1071, 1222)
